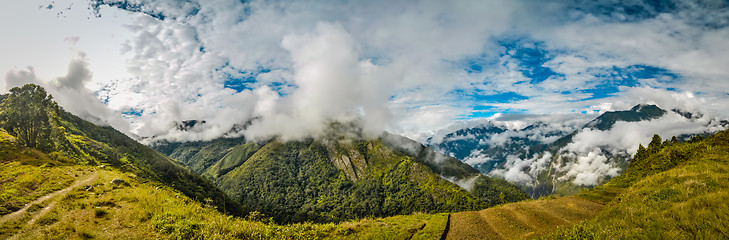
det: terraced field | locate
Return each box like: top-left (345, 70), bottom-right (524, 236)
top-left (445, 196), bottom-right (603, 240)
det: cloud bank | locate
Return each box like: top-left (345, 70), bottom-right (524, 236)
top-left (5, 0), bottom-right (728, 143)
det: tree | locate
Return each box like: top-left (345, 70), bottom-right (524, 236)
top-left (0, 84), bottom-right (63, 152)
top-left (648, 134), bottom-right (663, 154)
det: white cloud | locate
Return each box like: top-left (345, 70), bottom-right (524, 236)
top-left (566, 111), bottom-right (725, 156)
top-left (4, 0), bottom-right (728, 142)
top-left (558, 150), bottom-right (621, 186)
top-left (4, 51), bottom-right (130, 133)
top-left (463, 152), bottom-right (493, 167)
top-left (489, 152), bottom-right (553, 186)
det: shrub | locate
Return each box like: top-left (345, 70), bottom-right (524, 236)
top-left (94, 208), bottom-right (108, 218)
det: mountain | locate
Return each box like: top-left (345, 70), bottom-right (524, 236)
top-left (3, 84), bottom-right (727, 239)
top-left (0, 84), bottom-right (242, 216)
top-left (0, 124), bottom-right (454, 239)
top-left (540, 130), bottom-right (729, 238)
top-left (427, 120), bottom-right (569, 174)
top-left (152, 122), bottom-right (530, 223)
top-left (546, 104), bottom-right (667, 151)
top-left (443, 128), bottom-right (729, 239)
top-left (585, 104), bottom-right (666, 131)
top-left (0, 84), bottom-right (471, 239)
top-left (429, 104), bottom-right (727, 198)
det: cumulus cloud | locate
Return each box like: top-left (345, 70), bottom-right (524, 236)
top-left (566, 112), bottom-right (721, 156)
top-left (77, 0), bottom-right (729, 143)
top-left (4, 51), bottom-right (130, 133)
top-left (557, 151), bottom-right (621, 186)
top-left (442, 175), bottom-right (479, 192)
top-left (554, 106), bottom-right (726, 186)
top-left (454, 99), bottom-right (727, 187)
top-left (245, 22), bottom-right (393, 140)
top-left (490, 152), bottom-right (553, 186)
top-left (463, 153), bottom-right (493, 167)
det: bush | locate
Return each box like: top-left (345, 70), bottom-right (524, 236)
top-left (94, 208), bottom-right (108, 218)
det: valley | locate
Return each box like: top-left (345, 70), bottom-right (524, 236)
top-left (1, 84), bottom-right (728, 239)
top-left (3, 0), bottom-right (729, 239)
top-left (428, 104), bottom-right (728, 198)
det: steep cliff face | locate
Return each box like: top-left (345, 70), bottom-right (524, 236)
top-left (323, 138), bottom-right (371, 182)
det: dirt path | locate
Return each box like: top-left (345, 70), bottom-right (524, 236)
top-left (445, 197), bottom-right (603, 240)
top-left (0, 172), bottom-right (97, 226)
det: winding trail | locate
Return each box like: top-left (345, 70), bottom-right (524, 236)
top-left (0, 172), bottom-right (97, 226)
top-left (445, 197), bottom-right (603, 240)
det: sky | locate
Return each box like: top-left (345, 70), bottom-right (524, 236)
top-left (2, 0), bottom-right (729, 142)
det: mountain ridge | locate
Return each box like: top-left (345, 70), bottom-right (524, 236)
top-left (427, 104), bottom-right (728, 198)
top-left (152, 122), bottom-right (530, 223)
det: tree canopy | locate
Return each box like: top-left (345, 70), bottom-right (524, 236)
top-left (0, 84), bottom-right (65, 152)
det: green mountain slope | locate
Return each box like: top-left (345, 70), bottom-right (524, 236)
top-left (439, 129), bottom-right (729, 240)
top-left (0, 129), bottom-right (452, 239)
top-left (0, 84), bottom-right (242, 216)
top-left (154, 124), bottom-right (529, 223)
top-left (539, 130), bottom-right (729, 239)
top-left (154, 136), bottom-right (248, 175)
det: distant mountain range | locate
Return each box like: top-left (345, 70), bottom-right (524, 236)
top-left (427, 104), bottom-right (729, 198)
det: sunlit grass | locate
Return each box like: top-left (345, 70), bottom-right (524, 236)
top-left (4, 168), bottom-right (448, 240)
top-left (538, 131), bottom-right (729, 239)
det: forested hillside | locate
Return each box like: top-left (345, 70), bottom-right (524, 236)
top-left (0, 126), bottom-right (452, 239)
top-left (153, 123), bottom-right (529, 223)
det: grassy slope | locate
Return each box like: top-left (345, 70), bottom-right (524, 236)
top-left (155, 136), bottom-right (248, 174)
top-left (57, 110), bottom-right (243, 216)
top-left (446, 196), bottom-right (602, 240)
top-left (0, 129), bottom-right (81, 216)
top-left (1, 168), bottom-right (449, 240)
top-left (202, 142), bottom-right (260, 180)
top-left (1, 129), bottom-right (450, 239)
top-left (0, 170), bottom-right (447, 239)
top-left (539, 130), bottom-right (729, 239)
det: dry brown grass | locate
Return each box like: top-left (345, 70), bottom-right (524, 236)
top-left (446, 197), bottom-right (603, 240)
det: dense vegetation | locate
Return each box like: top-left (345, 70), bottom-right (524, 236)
top-left (0, 84), bottom-right (242, 215)
top-left (155, 126), bottom-right (530, 224)
top-left (541, 130), bottom-right (729, 239)
top-left (154, 136), bottom-right (249, 174)
top-left (0, 136), bottom-right (449, 239)
top-left (0, 84), bottom-right (460, 239)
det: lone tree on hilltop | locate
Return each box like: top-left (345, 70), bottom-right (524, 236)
top-left (0, 84), bottom-right (64, 152)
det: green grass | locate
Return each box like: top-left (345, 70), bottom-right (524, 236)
top-left (446, 196), bottom-right (602, 239)
top-left (0, 162), bottom-right (79, 215)
top-left (4, 168), bottom-right (448, 240)
top-left (0, 131), bottom-right (85, 216)
top-left (538, 130), bottom-right (729, 239)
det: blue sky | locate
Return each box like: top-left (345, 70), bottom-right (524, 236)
top-left (2, 0), bottom-right (729, 141)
